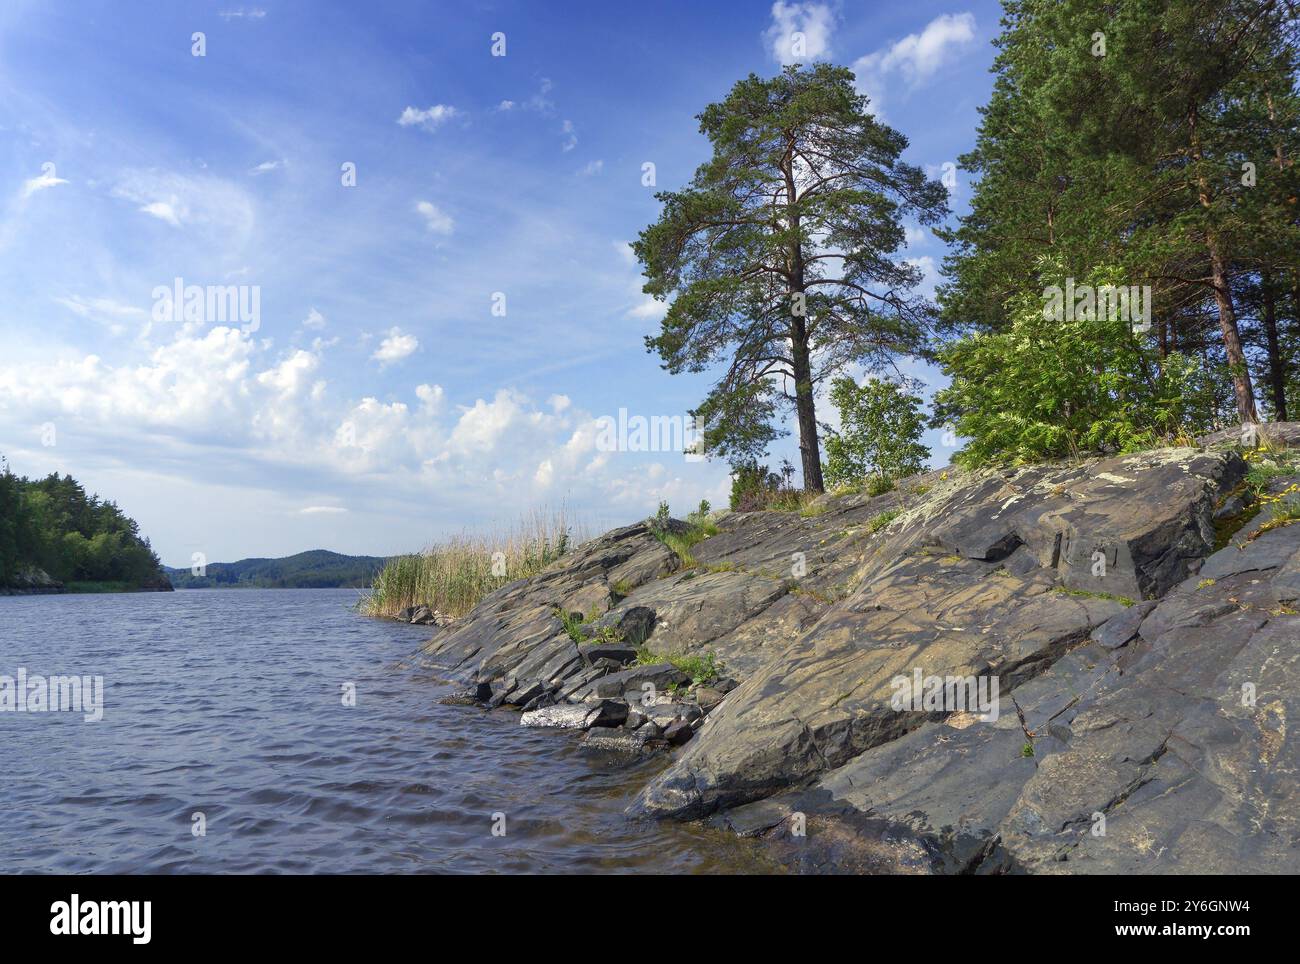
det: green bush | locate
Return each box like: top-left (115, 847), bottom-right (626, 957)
top-left (823, 376), bottom-right (930, 490)
top-left (933, 260), bottom-right (1215, 467)
top-left (729, 460), bottom-right (780, 511)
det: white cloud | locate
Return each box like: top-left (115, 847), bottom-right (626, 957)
top-left (852, 13), bottom-right (976, 117)
top-left (561, 119), bottom-right (577, 152)
top-left (764, 2), bottom-right (836, 66)
top-left (414, 200), bottom-right (454, 234)
top-left (579, 159), bottom-right (604, 176)
top-left (397, 104), bottom-right (459, 131)
top-left (0, 321), bottom-right (727, 538)
top-left (496, 100), bottom-right (516, 112)
top-left (56, 295), bottom-right (146, 320)
top-left (22, 170), bottom-right (68, 197)
top-left (257, 349), bottom-right (319, 396)
top-left (614, 241), bottom-right (666, 320)
top-left (112, 169), bottom-right (254, 236)
top-left (628, 297), bottom-right (668, 321)
top-left (534, 458), bottom-right (554, 487)
top-left (371, 327), bottom-right (419, 366)
top-left (249, 159), bottom-right (283, 176)
top-left (55, 295), bottom-right (146, 336)
top-left (219, 7), bottom-right (267, 20)
top-left (518, 78), bottom-right (555, 114)
top-left (302, 308), bottom-right (326, 329)
top-left (139, 201), bottom-right (182, 226)
top-left (416, 383), bottom-right (444, 412)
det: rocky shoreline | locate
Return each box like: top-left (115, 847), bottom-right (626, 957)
top-left (415, 425), bottom-right (1300, 874)
top-left (0, 566), bottom-right (174, 595)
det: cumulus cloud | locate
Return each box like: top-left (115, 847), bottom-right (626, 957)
top-left (301, 308), bottom-right (326, 329)
top-left (852, 13), bottom-right (976, 117)
top-left (0, 321), bottom-right (726, 533)
top-left (764, 1), bottom-right (836, 65)
top-left (371, 327), bottom-right (419, 366)
top-left (397, 104), bottom-right (459, 131)
top-left (414, 200), bottom-right (454, 234)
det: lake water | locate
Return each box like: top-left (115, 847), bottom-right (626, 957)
top-left (0, 588), bottom-right (776, 874)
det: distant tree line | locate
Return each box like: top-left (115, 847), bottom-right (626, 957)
top-left (0, 457), bottom-right (165, 587)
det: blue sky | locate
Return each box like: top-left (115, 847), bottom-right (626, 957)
top-left (0, 0), bottom-right (1001, 565)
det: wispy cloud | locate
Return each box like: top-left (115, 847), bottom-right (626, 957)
top-left (413, 199), bottom-right (454, 234)
top-left (22, 168), bottom-right (68, 198)
top-left (219, 8), bottom-right (267, 21)
top-left (249, 159), bottom-right (284, 176)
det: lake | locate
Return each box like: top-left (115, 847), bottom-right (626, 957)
top-left (0, 588), bottom-right (776, 873)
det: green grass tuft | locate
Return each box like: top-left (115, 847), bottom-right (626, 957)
top-left (867, 509), bottom-right (901, 533)
top-left (362, 508), bottom-right (582, 620)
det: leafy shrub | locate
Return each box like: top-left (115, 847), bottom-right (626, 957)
top-left (932, 260), bottom-right (1217, 467)
top-left (729, 460), bottom-right (780, 511)
top-left (823, 376), bottom-right (930, 490)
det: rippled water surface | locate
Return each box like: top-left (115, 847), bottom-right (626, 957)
top-left (0, 589), bottom-right (777, 873)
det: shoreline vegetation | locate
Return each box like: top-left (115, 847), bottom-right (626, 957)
top-left (362, 508), bottom-right (584, 622)
top-left (0, 457), bottom-right (171, 595)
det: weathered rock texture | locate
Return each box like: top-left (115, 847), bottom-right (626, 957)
top-left (419, 433), bottom-right (1300, 874)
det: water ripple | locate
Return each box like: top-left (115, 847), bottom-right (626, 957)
top-left (0, 588), bottom-right (777, 873)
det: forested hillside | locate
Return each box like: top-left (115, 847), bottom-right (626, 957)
top-left (0, 457), bottom-right (170, 592)
top-left (166, 549), bottom-right (387, 589)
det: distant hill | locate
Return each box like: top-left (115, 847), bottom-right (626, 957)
top-left (166, 549), bottom-right (387, 589)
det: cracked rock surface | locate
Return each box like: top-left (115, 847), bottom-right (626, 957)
top-left (418, 434), bottom-right (1299, 874)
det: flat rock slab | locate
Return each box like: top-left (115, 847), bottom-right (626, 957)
top-left (606, 570), bottom-right (791, 659)
top-left (565, 663), bottom-right (689, 702)
top-left (520, 699), bottom-right (627, 730)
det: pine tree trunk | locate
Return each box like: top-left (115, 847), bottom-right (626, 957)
top-left (1206, 237), bottom-right (1259, 424)
top-left (791, 319), bottom-right (825, 494)
top-left (1190, 108), bottom-right (1258, 424)
top-left (784, 142), bottom-right (824, 494)
top-left (1261, 269), bottom-right (1288, 421)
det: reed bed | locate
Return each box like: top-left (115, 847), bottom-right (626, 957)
top-left (362, 508), bottom-right (584, 620)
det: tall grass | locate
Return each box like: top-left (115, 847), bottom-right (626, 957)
top-left (362, 508), bottom-right (583, 620)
